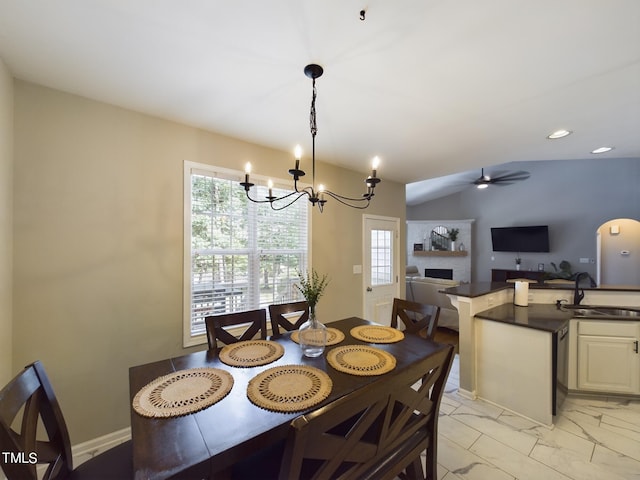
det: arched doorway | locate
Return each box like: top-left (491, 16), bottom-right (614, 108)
top-left (596, 218), bottom-right (640, 286)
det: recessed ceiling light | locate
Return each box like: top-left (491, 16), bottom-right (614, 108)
top-left (591, 147), bottom-right (614, 154)
top-left (547, 129), bottom-right (572, 139)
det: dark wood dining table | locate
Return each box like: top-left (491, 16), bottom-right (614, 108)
top-left (129, 317), bottom-right (450, 480)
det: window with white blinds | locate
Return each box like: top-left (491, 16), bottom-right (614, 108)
top-left (184, 162), bottom-right (309, 346)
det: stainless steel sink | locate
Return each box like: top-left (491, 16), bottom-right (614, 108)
top-left (568, 308), bottom-right (604, 316)
top-left (562, 305), bottom-right (640, 318)
top-left (592, 307), bottom-right (640, 317)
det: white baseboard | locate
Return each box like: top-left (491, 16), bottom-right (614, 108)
top-left (457, 387), bottom-right (476, 400)
top-left (2, 427), bottom-right (133, 479)
top-left (72, 427), bottom-right (131, 466)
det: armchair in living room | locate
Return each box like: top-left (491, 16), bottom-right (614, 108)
top-left (405, 267), bottom-right (460, 331)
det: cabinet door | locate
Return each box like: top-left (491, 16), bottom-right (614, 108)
top-left (578, 335), bottom-right (639, 394)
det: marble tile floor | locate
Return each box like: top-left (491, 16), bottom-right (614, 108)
top-left (428, 355), bottom-right (640, 480)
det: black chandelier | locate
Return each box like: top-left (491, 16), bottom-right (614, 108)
top-left (240, 64), bottom-right (381, 212)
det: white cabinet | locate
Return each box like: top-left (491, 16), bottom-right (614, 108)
top-left (577, 321), bottom-right (640, 394)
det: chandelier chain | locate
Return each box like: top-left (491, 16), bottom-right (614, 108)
top-left (310, 78), bottom-right (318, 138)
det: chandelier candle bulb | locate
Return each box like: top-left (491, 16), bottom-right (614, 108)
top-left (267, 179), bottom-right (273, 199)
top-left (372, 156), bottom-right (380, 177)
top-left (240, 162), bottom-right (254, 191)
top-left (294, 145), bottom-right (302, 170)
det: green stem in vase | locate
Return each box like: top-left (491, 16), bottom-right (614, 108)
top-left (295, 269), bottom-right (330, 309)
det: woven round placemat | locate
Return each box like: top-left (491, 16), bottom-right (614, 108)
top-left (247, 364), bottom-right (333, 412)
top-left (290, 327), bottom-right (345, 346)
top-left (327, 345), bottom-right (396, 376)
top-left (132, 368), bottom-right (234, 418)
top-left (219, 340), bottom-right (285, 367)
top-left (350, 325), bottom-right (405, 344)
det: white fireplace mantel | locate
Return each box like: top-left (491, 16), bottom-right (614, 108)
top-left (406, 219), bottom-right (474, 282)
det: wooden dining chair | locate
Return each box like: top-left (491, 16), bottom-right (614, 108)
top-left (231, 344), bottom-right (455, 480)
top-left (205, 309), bottom-right (267, 352)
top-left (391, 297), bottom-right (441, 340)
top-left (268, 301), bottom-right (309, 338)
top-left (0, 360), bottom-right (132, 480)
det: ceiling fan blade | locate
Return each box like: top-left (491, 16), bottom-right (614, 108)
top-left (491, 181), bottom-right (519, 186)
top-left (484, 169), bottom-right (510, 178)
top-left (490, 171), bottom-right (530, 183)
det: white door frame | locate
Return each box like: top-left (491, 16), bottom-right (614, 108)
top-left (362, 214), bottom-right (401, 321)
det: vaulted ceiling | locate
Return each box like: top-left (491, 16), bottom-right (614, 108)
top-left (1, 0), bottom-right (638, 198)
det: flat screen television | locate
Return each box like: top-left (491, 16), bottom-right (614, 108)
top-left (491, 225), bottom-right (550, 252)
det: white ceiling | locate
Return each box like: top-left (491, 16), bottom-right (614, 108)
top-left (1, 0), bottom-right (639, 200)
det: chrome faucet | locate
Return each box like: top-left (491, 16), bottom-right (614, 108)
top-left (573, 272), bottom-right (590, 305)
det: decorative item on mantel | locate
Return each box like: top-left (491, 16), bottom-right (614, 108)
top-left (515, 256), bottom-right (522, 271)
top-left (448, 228), bottom-right (459, 251)
top-left (239, 64), bottom-right (381, 212)
top-left (295, 269), bottom-right (329, 357)
top-left (429, 226), bottom-right (449, 251)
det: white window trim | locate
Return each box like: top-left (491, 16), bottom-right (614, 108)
top-left (183, 161), bottom-right (312, 348)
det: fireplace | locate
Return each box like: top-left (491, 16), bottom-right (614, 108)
top-left (425, 268), bottom-right (453, 280)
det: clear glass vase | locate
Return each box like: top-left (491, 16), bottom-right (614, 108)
top-left (298, 307), bottom-right (327, 358)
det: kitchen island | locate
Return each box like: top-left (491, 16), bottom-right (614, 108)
top-left (474, 303), bottom-right (571, 426)
top-left (444, 282), bottom-right (640, 426)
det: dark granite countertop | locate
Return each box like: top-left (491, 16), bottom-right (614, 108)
top-left (442, 282), bottom-right (511, 298)
top-left (474, 303), bottom-right (572, 333)
top-left (443, 282), bottom-right (640, 298)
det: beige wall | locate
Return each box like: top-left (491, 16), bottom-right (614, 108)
top-left (0, 58), bottom-right (13, 387)
top-left (13, 80), bottom-right (406, 442)
top-left (310, 161), bottom-right (407, 322)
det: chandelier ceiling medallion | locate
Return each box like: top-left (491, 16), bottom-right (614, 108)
top-left (240, 64), bottom-right (381, 212)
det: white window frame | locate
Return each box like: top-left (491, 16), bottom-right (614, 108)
top-left (183, 161), bottom-right (311, 347)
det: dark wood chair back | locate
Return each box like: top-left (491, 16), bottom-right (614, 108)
top-left (278, 344), bottom-right (455, 480)
top-left (0, 361), bottom-right (73, 480)
top-left (0, 361), bottom-right (132, 480)
top-left (205, 309), bottom-right (267, 352)
top-left (391, 297), bottom-right (441, 340)
top-left (268, 301), bottom-right (309, 338)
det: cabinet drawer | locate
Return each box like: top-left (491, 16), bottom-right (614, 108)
top-left (578, 320), bottom-right (639, 337)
